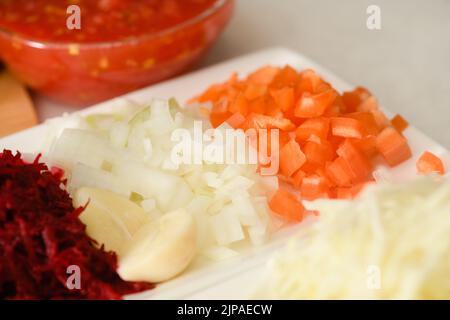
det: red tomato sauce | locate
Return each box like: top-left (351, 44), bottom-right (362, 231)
top-left (0, 0), bottom-right (233, 106)
top-left (0, 0), bottom-right (218, 43)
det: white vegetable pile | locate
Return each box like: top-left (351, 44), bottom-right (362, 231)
top-left (256, 177), bottom-right (450, 299)
top-left (46, 99), bottom-right (280, 261)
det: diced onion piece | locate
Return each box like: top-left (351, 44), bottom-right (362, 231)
top-left (49, 128), bottom-right (120, 171)
top-left (210, 206), bottom-right (245, 245)
top-left (141, 199), bottom-right (156, 213)
top-left (69, 163), bottom-right (130, 197)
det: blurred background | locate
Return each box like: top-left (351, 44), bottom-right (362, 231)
top-left (201, 0), bottom-right (450, 148)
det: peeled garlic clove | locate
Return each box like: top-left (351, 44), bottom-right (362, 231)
top-left (73, 187), bottom-right (149, 255)
top-left (118, 209), bottom-right (196, 283)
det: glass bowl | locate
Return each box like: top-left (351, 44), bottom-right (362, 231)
top-left (0, 0), bottom-right (234, 106)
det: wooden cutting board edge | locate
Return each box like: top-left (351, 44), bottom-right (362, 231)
top-left (0, 71), bottom-right (38, 137)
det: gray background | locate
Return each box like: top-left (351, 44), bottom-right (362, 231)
top-left (38, 0), bottom-right (449, 148)
top-left (201, 0), bottom-right (450, 148)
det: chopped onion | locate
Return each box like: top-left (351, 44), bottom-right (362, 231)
top-left (46, 99), bottom-right (279, 263)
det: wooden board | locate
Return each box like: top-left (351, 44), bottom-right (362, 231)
top-left (0, 71), bottom-right (37, 137)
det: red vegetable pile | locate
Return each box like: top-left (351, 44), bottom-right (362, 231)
top-left (0, 150), bottom-right (153, 299)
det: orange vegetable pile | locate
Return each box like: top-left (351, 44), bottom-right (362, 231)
top-left (190, 65), bottom-right (442, 222)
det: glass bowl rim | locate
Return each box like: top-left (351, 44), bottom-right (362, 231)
top-left (0, 0), bottom-right (231, 50)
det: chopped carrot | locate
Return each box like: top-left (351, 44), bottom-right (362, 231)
top-left (294, 89), bottom-right (338, 118)
top-left (336, 139), bottom-right (372, 183)
top-left (244, 84), bottom-right (267, 100)
top-left (376, 127), bottom-right (412, 166)
top-left (300, 175), bottom-right (329, 200)
top-left (346, 112), bottom-right (380, 136)
top-left (371, 109), bottom-right (391, 129)
top-left (291, 169), bottom-right (306, 188)
top-left (229, 94), bottom-right (249, 116)
top-left (295, 118), bottom-right (330, 142)
top-left (247, 65), bottom-right (280, 85)
top-left (391, 114), bottom-right (409, 133)
top-left (272, 65), bottom-right (301, 87)
top-left (326, 157), bottom-right (354, 187)
top-left (342, 87), bottom-right (371, 112)
top-left (244, 113), bottom-right (295, 131)
top-left (190, 83), bottom-right (225, 103)
top-left (335, 182), bottom-right (370, 199)
top-left (270, 87), bottom-right (295, 112)
top-left (279, 139), bottom-right (306, 177)
top-left (303, 141), bottom-right (334, 166)
top-left (331, 117), bottom-right (364, 139)
top-left (268, 188), bottom-right (304, 222)
top-left (416, 151), bottom-right (445, 175)
top-left (357, 95), bottom-right (378, 112)
top-left (350, 136), bottom-right (378, 159)
top-left (297, 69), bottom-right (322, 94)
top-left (225, 112), bottom-right (246, 129)
top-left (210, 100), bottom-right (231, 127)
top-left (190, 65), bottom-right (415, 217)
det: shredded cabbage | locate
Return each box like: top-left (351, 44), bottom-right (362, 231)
top-left (256, 177), bottom-right (450, 299)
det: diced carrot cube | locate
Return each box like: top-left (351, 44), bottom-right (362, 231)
top-left (229, 94), bottom-right (249, 116)
top-left (270, 87), bottom-right (295, 112)
top-left (342, 87), bottom-right (372, 112)
top-left (346, 112), bottom-right (380, 136)
top-left (210, 113), bottom-right (230, 128)
top-left (291, 170), bottom-right (306, 188)
top-left (271, 65), bottom-right (301, 88)
top-left (225, 112), bottom-right (246, 129)
top-left (376, 127), bottom-right (412, 166)
top-left (210, 99), bottom-right (231, 127)
top-left (331, 117), bottom-right (364, 139)
top-left (337, 139), bottom-right (372, 182)
top-left (371, 109), bottom-right (391, 129)
top-left (297, 69), bottom-right (322, 94)
top-left (244, 113), bottom-right (295, 131)
top-left (192, 83), bottom-right (226, 103)
top-left (247, 65), bottom-right (280, 85)
top-left (303, 141), bottom-right (334, 166)
top-left (350, 136), bottom-right (378, 159)
top-left (357, 95), bottom-right (378, 112)
top-left (416, 151), bottom-right (445, 175)
top-left (326, 157), bottom-right (354, 187)
top-left (295, 118), bottom-right (330, 142)
top-left (269, 188), bottom-right (304, 222)
top-left (279, 139), bottom-right (306, 177)
top-left (335, 182), bottom-right (369, 199)
top-left (335, 187), bottom-right (353, 199)
top-left (244, 84), bottom-right (267, 100)
top-left (248, 96), bottom-right (268, 114)
top-left (391, 114), bottom-right (409, 133)
top-left (294, 89), bottom-right (338, 118)
top-left (300, 175), bottom-right (329, 201)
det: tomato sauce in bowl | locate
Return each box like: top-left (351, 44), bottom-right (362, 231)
top-left (0, 0), bottom-right (234, 106)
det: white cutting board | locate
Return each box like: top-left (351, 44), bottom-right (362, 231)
top-left (1, 47), bottom-right (448, 299)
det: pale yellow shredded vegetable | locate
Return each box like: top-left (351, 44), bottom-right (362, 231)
top-left (257, 177), bottom-right (450, 299)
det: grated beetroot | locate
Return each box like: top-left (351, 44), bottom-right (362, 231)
top-left (0, 150), bottom-right (154, 299)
